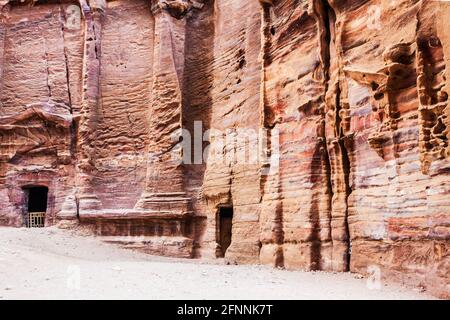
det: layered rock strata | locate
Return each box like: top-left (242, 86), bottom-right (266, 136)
top-left (0, 0), bottom-right (448, 298)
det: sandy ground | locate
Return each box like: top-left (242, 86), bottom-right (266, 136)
top-left (0, 227), bottom-right (434, 300)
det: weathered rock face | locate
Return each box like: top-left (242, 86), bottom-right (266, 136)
top-left (0, 0), bottom-right (449, 298)
top-left (323, 0), bottom-right (450, 298)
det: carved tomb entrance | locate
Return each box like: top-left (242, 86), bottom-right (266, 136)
top-left (23, 186), bottom-right (48, 228)
top-left (217, 206), bottom-right (233, 257)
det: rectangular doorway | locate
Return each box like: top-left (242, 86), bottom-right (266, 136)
top-left (24, 186), bottom-right (48, 228)
top-left (218, 206), bottom-right (233, 257)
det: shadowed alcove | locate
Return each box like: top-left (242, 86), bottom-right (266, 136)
top-left (23, 186), bottom-right (48, 227)
top-left (217, 206), bottom-right (233, 257)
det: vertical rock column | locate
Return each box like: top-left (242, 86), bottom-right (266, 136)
top-left (258, 0), bottom-right (284, 268)
top-left (0, 3), bottom-right (10, 213)
top-left (0, 2), bottom-right (7, 85)
top-left (61, 0), bottom-right (105, 219)
top-left (135, 0), bottom-right (191, 215)
top-left (320, 0), bottom-right (351, 272)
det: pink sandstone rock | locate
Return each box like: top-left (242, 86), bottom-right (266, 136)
top-left (0, 0), bottom-right (448, 298)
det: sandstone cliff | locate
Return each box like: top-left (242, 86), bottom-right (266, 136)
top-left (0, 0), bottom-right (448, 298)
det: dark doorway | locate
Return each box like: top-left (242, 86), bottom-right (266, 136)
top-left (27, 187), bottom-right (48, 212)
top-left (218, 206), bottom-right (233, 257)
top-left (24, 186), bottom-right (48, 227)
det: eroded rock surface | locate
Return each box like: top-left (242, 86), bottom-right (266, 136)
top-left (0, 0), bottom-right (448, 298)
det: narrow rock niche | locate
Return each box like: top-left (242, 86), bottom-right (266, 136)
top-left (216, 206), bottom-right (233, 258)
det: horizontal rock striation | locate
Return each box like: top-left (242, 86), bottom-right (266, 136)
top-left (0, 0), bottom-right (448, 298)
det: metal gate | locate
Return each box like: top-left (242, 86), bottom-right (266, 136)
top-left (28, 212), bottom-right (45, 228)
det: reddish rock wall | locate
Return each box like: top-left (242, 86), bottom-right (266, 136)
top-left (93, 0), bottom-right (152, 208)
top-left (0, 1), bottom-right (81, 226)
top-left (322, 0), bottom-right (450, 298)
top-left (202, 0), bottom-right (263, 263)
top-left (0, 0), bottom-right (448, 298)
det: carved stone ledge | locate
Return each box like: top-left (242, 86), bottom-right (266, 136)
top-left (0, 103), bottom-right (73, 130)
